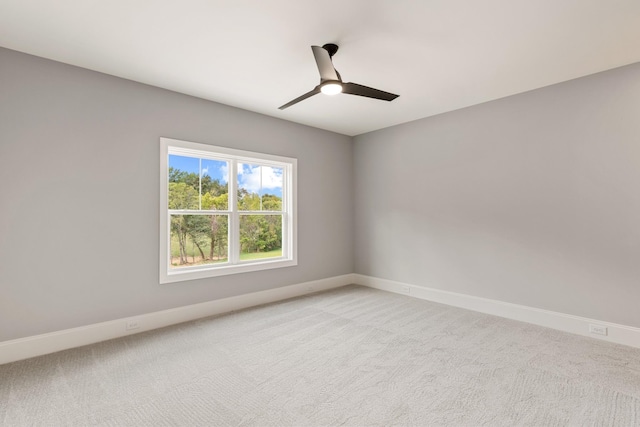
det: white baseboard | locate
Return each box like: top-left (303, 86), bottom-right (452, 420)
top-left (353, 274), bottom-right (640, 350)
top-left (5, 273), bottom-right (637, 365)
top-left (0, 274), bottom-right (356, 365)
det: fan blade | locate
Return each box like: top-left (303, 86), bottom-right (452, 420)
top-left (342, 82), bottom-right (399, 101)
top-left (312, 46), bottom-right (340, 82)
top-left (278, 86), bottom-right (321, 110)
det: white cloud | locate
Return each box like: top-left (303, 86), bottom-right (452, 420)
top-left (238, 164), bottom-right (282, 193)
top-left (219, 163), bottom-right (229, 183)
top-left (261, 166), bottom-right (283, 189)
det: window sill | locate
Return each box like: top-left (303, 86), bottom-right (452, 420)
top-left (160, 258), bottom-right (298, 284)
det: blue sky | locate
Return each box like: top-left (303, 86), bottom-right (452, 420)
top-left (169, 155), bottom-right (283, 197)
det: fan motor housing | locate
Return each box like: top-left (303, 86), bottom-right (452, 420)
top-left (322, 43), bottom-right (339, 57)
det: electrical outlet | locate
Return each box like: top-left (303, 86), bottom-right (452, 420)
top-left (589, 324), bottom-right (608, 336)
top-left (126, 319), bottom-right (140, 331)
top-left (399, 285), bottom-right (411, 294)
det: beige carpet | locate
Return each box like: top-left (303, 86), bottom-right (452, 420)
top-left (2, 285), bottom-right (640, 426)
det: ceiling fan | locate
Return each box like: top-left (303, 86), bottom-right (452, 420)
top-left (278, 43), bottom-right (399, 110)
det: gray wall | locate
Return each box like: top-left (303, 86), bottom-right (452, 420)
top-left (354, 63), bottom-right (640, 328)
top-left (2, 45), bottom-right (639, 342)
top-left (0, 47), bottom-right (353, 341)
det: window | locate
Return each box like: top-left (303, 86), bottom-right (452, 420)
top-left (160, 137), bottom-right (297, 283)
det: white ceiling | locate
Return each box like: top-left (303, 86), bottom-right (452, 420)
top-left (1, 1), bottom-right (639, 136)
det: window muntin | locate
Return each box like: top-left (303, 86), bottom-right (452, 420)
top-left (160, 138), bottom-right (296, 283)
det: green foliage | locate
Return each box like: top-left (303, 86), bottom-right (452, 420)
top-left (239, 215), bottom-right (282, 254)
top-left (202, 192), bottom-right (228, 210)
top-left (237, 189), bottom-right (282, 211)
top-left (169, 167), bottom-right (227, 197)
top-left (169, 182), bottom-right (198, 209)
top-left (237, 188), bottom-right (260, 210)
top-left (262, 194), bottom-right (282, 211)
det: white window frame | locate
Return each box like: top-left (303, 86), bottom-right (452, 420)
top-left (160, 137), bottom-right (297, 284)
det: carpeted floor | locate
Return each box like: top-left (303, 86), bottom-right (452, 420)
top-left (2, 285), bottom-right (640, 426)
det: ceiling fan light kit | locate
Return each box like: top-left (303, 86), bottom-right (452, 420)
top-left (279, 43), bottom-right (399, 110)
top-left (320, 81), bottom-right (343, 95)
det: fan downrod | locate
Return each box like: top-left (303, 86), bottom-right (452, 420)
top-left (322, 43), bottom-right (339, 58)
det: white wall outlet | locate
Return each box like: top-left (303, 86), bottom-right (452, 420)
top-left (399, 285), bottom-right (411, 294)
top-left (589, 324), bottom-right (608, 336)
top-left (126, 319), bottom-right (140, 331)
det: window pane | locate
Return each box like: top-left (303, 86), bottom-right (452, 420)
top-left (169, 155), bottom-right (229, 210)
top-left (170, 215), bottom-right (228, 268)
top-left (239, 214), bottom-right (282, 260)
top-left (237, 164), bottom-right (283, 211)
top-left (168, 155), bottom-right (200, 209)
top-left (261, 166), bottom-right (283, 211)
top-left (237, 163), bottom-right (261, 210)
top-left (201, 158), bottom-right (229, 210)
